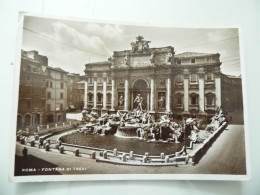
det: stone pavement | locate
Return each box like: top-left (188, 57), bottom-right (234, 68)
top-left (14, 125), bottom-right (247, 175)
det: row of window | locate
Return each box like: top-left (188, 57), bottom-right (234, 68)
top-left (175, 73), bottom-right (214, 83)
top-left (87, 77), bottom-right (112, 84)
top-left (19, 86), bottom-right (46, 96)
top-left (46, 104), bottom-right (64, 111)
top-left (177, 58), bottom-right (196, 64)
top-left (21, 102), bottom-right (65, 111)
top-left (20, 99), bottom-right (46, 110)
top-left (176, 57), bottom-right (218, 65)
top-left (47, 71), bottom-right (65, 79)
top-left (45, 81), bottom-right (64, 89)
top-left (87, 93), bottom-right (112, 103)
top-left (47, 92), bottom-right (64, 99)
top-left (87, 74), bottom-right (215, 85)
top-left (176, 95), bottom-right (215, 105)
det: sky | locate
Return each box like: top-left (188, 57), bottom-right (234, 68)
top-left (22, 16), bottom-right (241, 76)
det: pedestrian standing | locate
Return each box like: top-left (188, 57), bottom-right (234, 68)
top-left (22, 147), bottom-right (28, 159)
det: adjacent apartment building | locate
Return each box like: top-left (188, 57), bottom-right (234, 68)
top-left (17, 50), bottom-right (68, 130)
top-left (67, 73), bottom-right (85, 111)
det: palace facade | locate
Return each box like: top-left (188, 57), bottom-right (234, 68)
top-left (83, 36), bottom-right (243, 121)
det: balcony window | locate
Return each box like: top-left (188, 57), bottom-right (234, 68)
top-left (97, 93), bottom-right (103, 104)
top-left (60, 104), bottom-right (63, 111)
top-left (176, 74), bottom-right (183, 83)
top-left (191, 96), bottom-right (196, 105)
top-left (47, 92), bottom-right (51, 99)
top-left (88, 77), bottom-right (93, 84)
top-left (88, 93), bottom-right (93, 103)
top-left (107, 93), bottom-right (111, 103)
top-left (47, 104), bottom-right (51, 111)
top-left (190, 74), bottom-right (198, 83)
top-left (190, 93), bottom-right (198, 105)
top-left (206, 93), bottom-right (215, 106)
top-left (97, 77), bottom-right (102, 84)
top-left (177, 96), bottom-right (182, 104)
top-left (205, 73), bottom-right (214, 81)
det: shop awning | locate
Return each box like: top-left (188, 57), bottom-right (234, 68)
top-left (69, 105), bottom-right (75, 109)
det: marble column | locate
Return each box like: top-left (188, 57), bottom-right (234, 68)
top-left (102, 78), bottom-right (107, 110)
top-left (183, 74), bottom-right (189, 112)
top-left (147, 93), bottom-right (150, 111)
top-left (150, 77), bottom-right (155, 111)
top-left (124, 79), bottom-right (129, 111)
top-left (131, 92), bottom-right (134, 110)
top-left (166, 76), bottom-right (171, 112)
top-left (198, 73), bottom-right (205, 113)
top-left (84, 80), bottom-right (88, 109)
top-left (111, 78), bottom-right (115, 111)
top-left (215, 73), bottom-right (221, 107)
top-left (93, 79), bottom-right (97, 109)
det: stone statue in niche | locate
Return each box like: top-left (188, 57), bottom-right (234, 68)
top-left (108, 56), bottom-right (115, 68)
top-left (150, 52), bottom-right (155, 65)
top-left (118, 80), bottom-right (124, 87)
top-left (159, 78), bottom-right (165, 85)
top-left (167, 52), bottom-right (172, 64)
top-left (158, 93), bottom-right (165, 109)
top-left (123, 54), bottom-right (129, 66)
top-left (118, 95), bottom-right (124, 106)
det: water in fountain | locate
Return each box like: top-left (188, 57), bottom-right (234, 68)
top-left (114, 126), bottom-right (139, 138)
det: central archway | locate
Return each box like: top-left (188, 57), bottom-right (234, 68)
top-left (131, 79), bottom-right (149, 111)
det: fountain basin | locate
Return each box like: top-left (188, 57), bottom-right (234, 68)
top-left (60, 133), bottom-right (188, 155)
top-left (116, 126), bottom-right (139, 137)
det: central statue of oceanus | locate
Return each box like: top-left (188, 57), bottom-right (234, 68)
top-left (134, 94), bottom-right (143, 111)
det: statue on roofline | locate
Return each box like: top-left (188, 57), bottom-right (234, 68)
top-left (130, 35), bottom-right (151, 53)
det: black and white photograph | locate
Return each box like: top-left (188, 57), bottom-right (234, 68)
top-left (10, 13), bottom-right (249, 182)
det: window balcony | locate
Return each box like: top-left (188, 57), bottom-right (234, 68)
top-left (87, 101), bottom-right (93, 105)
top-left (189, 82), bottom-right (199, 88)
top-left (175, 82), bottom-right (183, 89)
top-left (189, 104), bottom-right (199, 111)
top-left (175, 104), bottom-right (184, 110)
top-left (205, 104), bottom-right (216, 110)
top-left (205, 80), bottom-right (215, 88)
top-left (19, 94), bottom-right (32, 99)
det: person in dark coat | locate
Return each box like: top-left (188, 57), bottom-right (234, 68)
top-left (22, 147), bottom-right (28, 159)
